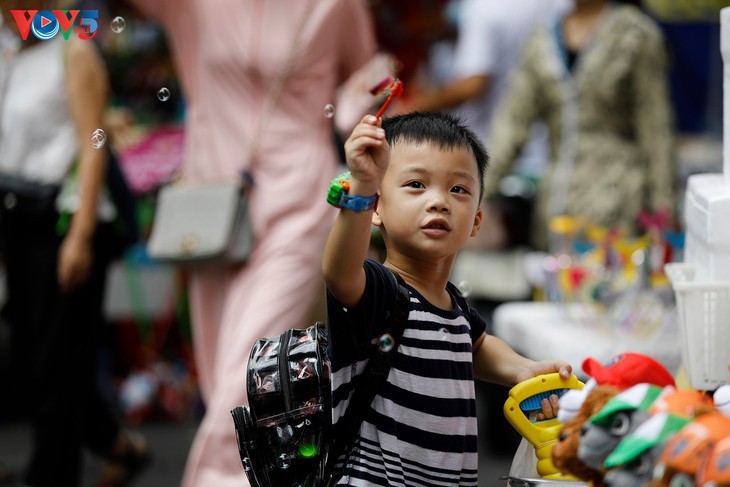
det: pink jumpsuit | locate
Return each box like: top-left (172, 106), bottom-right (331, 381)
top-left (131, 1), bottom-right (376, 485)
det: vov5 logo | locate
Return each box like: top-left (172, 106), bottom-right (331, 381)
top-left (10, 10), bottom-right (99, 41)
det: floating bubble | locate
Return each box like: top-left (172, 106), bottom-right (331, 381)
top-left (324, 104), bottom-right (336, 118)
top-left (276, 453), bottom-right (291, 469)
top-left (378, 333), bottom-right (394, 353)
top-left (110, 16), bottom-right (126, 34)
top-left (557, 254), bottom-right (572, 269)
top-left (457, 280), bottom-right (472, 298)
top-left (543, 255), bottom-right (559, 273)
top-left (157, 87), bottom-right (171, 102)
top-left (90, 128), bottom-right (106, 149)
top-left (3, 193), bottom-right (17, 210)
top-left (439, 327), bottom-right (449, 340)
top-left (242, 457), bottom-right (252, 471)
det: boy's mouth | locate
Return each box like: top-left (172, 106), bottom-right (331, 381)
top-left (422, 219), bottom-right (450, 231)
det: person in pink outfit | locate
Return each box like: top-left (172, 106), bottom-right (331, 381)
top-left (125, 0), bottom-right (377, 485)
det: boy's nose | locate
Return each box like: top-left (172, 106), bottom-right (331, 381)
top-left (428, 202), bottom-right (449, 213)
top-left (428, 192), bottom-right (450, 213)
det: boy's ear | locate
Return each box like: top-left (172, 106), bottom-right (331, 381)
top-left (470, 205), bottom-right (483, 237)
top-left (371, 208), bottom-right (383, 227)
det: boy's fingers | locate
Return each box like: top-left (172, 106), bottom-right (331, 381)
top-left (550, 393), bottom-right (560, 411)
top-left (559, 363), bottom-right (573, 379)
top-left (351, 125), bottom-right (385, 140)
top-left (360, 114), bottom-right (379, 126)
top-left (539, 394), bottom-right (560, 420)
top-left (348, 137), bottom-right (384, 154)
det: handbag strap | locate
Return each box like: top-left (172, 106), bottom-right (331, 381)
top-left (167, 0), bottom-right (316, 184)
top-left (244, 0), bottom-right (317, 173)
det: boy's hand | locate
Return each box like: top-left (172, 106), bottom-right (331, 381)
top-left (515, 360), bottom-right (573, 421)
top-left (344, 115), bottom-right (389, 189)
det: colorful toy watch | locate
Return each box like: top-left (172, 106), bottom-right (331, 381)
top-left (327, 172), bottom-right (379, 212)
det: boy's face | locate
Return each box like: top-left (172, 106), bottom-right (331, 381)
top-left (373, 141), bottom-right (483, 259)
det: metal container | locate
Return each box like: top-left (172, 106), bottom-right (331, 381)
top-left (502, 476), bottom-right (589, 487)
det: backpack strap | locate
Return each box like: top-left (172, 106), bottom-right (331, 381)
top-left (327, 267), bottom-right (409, 480)
top-left (446, 281), bottom-right (471, 317)
top-left (366, 269), bottom-right (410, 377)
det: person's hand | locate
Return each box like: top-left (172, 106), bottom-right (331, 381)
top-left (515, 360), bottom-right (573, 421)
top-left (58, 232), bottom-right (94, 293)
top-left (344, 115), bottom-right (389, 188)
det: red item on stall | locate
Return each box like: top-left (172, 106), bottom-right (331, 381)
top-left (582, 353), bottom-right (676, 391)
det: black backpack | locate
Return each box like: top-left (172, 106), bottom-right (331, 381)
top-left (230, 269), bottom-right (471, 486)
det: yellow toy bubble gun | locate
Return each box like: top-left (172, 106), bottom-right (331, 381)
top-left (503, 373), bottom-right (584, 480)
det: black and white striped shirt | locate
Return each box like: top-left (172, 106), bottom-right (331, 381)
top-left (327, 260), bottom-right (487, 486)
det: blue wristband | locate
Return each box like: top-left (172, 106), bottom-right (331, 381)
top-left (338, 192), bottom-right (379, 212)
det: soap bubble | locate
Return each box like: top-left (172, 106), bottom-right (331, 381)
top-left (110, 16), bottom-right (126, 34)
top-left (439, 327), bottom-right (449, 340)
top-left (242, 457), bottom-right (252, 472)
top-left (378, 333), bottom-right (394, 353)
top-left (90, 129), bottom-right (106, 149)
top-left (456, 280), bottom-right (472, 298)
top-left (3, 193), bottom-right (17, 210)
top-left (324, 104), bottom-right (336, 118)
top-left (157, 87), bottom-right (171, 102)
top-left (276, 453), bottom-right (291, 469)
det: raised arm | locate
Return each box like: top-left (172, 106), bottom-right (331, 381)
top-left (322, 115), bottom-right (389, 308)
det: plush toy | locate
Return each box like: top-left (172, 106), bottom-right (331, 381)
top-left (552, 385), bottom-right (619, 486)
top-left (648, 388), bottom-right (715, 418)
top-left (714, 384), bottom-right (730, 418)
top-left (581, 353), bottom-right (676, 391)
top-left (695, 425), bottom-right (730, 487)
top-left (577, 383), bottom-right (670, 471)
top-left (649, 411), bottom-right (730, 486)
top-left (558, 353), bottom-right (677, 426)
top-left (552, 352), bottom-right (677, 486)
top-left (601, 412), bottom-right (691, 486)
top-left (599, 388), bottom-right (716, 486)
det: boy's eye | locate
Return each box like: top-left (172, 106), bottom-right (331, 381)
top-left (451, 186), bottom-right (468, 194)
top-left (406, 181), bottom-right (424, 189)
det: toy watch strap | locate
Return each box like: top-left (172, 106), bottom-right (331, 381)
top-left (326, 268), bottom-right (410, 483)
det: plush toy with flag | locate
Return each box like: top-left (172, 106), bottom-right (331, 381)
top-left (602, 412), bottom-right (692, 486)
top-left (578, 383), bottom-right (673, 472)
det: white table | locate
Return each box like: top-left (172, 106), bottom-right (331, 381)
top-left (492, 301), bottom-right (683, 378)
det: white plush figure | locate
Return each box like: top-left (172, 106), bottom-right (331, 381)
top-left (557, 378), bottom-right (596, 424)
top-left (714, 384), bottom-right (730, 417)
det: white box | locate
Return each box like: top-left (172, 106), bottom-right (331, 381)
top-left (683, 173), bottom-right (730, 281)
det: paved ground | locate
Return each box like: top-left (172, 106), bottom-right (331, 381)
top-left (0, 388), bottom-right (519, 487)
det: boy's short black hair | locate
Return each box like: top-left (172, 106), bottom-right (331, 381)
top-left (381, 112), bottom-right (489, 201)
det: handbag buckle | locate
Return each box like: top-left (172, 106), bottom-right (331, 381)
top-left (179, 234), bottom-right (200, 254)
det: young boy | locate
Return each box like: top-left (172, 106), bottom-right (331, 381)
top-left (322, 112), bottom-right (572, 486)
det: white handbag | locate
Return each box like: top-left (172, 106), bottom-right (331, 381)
top-left (146, 181), bottom-right (253, 264)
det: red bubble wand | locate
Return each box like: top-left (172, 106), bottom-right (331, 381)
top-left (370, 76), bottom-right (403, 119)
